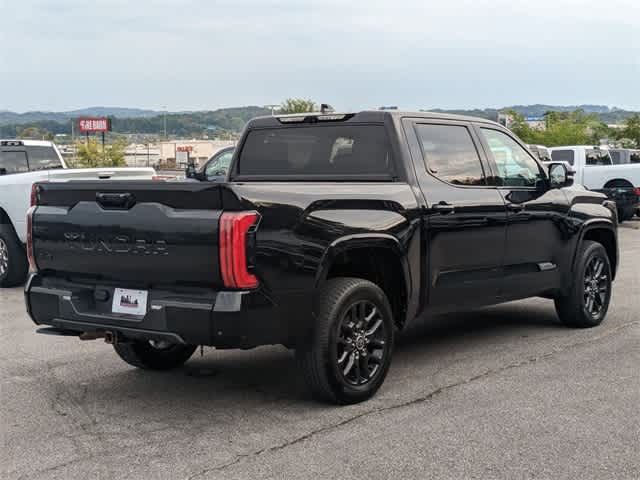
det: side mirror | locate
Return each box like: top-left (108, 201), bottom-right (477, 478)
top-left (0, 168), bottom-right (7, 176)
top-left (548, 162), bottom-right (572, 188)
top-left (185, 164), bottom-right (197, 179)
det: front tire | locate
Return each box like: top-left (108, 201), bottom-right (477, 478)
top-left (0, 224), bottom-right (28, 288)
top-left (297, 277), bottom-right (395, 404)
top-left (114, 340), bottom-right (197, 370)
top-left (555, 241), bottom-right (612, 328)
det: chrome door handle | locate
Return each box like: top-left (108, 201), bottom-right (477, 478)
top-left (431, 202), bottom-right (455, 214)
top-left (506, 203), bottom-right (525, 212)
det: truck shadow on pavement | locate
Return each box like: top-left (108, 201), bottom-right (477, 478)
top-left (92, 298), bottom-right (565, 410)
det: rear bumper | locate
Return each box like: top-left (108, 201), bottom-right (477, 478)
top-left (25, 274), bottom-right (312, 348)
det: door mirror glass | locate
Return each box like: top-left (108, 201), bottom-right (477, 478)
top-left (548, 163), bottom-right (568, 188)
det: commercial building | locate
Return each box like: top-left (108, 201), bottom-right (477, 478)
top-left (159, 140), bottom-right (235, 167)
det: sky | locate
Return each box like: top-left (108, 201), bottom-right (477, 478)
top-left (1, 0), bottom-right (639, 112)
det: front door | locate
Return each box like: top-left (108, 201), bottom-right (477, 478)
top-left (475, 126), bottom-right (570, 299)
top-left (404, 120), bottom-right (507, 310)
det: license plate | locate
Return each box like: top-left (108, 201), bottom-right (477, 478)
top-left (112, 288), bottom-right (148, 316)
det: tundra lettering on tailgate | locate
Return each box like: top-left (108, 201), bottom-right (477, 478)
top-left (63, 232), bottom-right (169, 256)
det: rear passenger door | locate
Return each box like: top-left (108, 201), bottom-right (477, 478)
top-left (403, 120), bottom-right (507, 309)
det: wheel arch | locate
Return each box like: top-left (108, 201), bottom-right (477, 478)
top-left (575, 221), bottom-right (618, 280)
top-left (604, 178), bottom-right (634, 188)
top-left (0, 207), bottom-right (11, 225)
top-left (315, 234), bottom-right (411, 329)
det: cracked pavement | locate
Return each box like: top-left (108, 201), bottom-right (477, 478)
top-left (1, 223), bottom-right (639, 480)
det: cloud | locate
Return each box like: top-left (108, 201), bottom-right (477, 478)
top-left (1, 0), bottom-right (638, 111)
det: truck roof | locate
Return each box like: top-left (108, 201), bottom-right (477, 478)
top-left (0, 139), bottom-right (56, 147)
top-left (249, 110), bottom-right (503, 128)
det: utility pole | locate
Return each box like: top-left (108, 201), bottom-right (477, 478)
top-left (162, 106), bottom-right (167, 140)
top-left (265, 104), bottom-right (279, 116)
top-left (71, 119), bottom-right (76, 166)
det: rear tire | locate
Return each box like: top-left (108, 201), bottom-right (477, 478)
top-left (0, 223), bottom-right (28, 288)
top-left (296, 277), bottom-right (395, 404)
top-left (114, 340), bottom-right (196, 370)
top-left (555, 240), bottom-right (612, 328)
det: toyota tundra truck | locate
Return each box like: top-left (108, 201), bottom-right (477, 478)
top-left (25, 111), bottom-right (618, 404)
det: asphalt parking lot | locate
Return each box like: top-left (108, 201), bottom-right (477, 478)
top-left (1, 221), bottom-right (638, 480)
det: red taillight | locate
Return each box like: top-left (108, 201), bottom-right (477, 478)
top-left (219, 211), bottom-right (260, 289)
top-left (30, 183), bottom-right (38, 207)
top-left (26, 206), bottom-right (37, 272)
top-left (27, 183), bottom-right (41, 272)
top-left (634, 187), bottom-right (640, 196)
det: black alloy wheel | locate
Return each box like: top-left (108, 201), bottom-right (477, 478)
top-left (333, 300), bottom-right (388, 387)
top-left (582, 255), bottom-right (609, 320)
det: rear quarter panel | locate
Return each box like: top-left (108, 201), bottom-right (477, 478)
top-left (226, 182), bottom-right (421, 303)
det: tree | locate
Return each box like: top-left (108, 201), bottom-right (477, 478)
top-left (17, 126), bottom-right (53, 140)
top-left (279, 98), bottom-right (317, 114)
top-left (505, 109), bottom-right (608, 147)
top-left (75, 138), bottom-right (127, 168)
top-left (617, 113), bottom-right (640, 147)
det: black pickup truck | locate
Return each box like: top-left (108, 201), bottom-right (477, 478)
top-left (25, 111), bottom-right (619, 404)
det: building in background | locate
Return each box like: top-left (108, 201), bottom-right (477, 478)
top-left (159, 140), bottom-right (235, 168)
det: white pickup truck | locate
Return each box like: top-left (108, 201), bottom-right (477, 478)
top-left (548, 145), bottom-right (640, 222)
top-left (0, 139), bottom-right (155, 286)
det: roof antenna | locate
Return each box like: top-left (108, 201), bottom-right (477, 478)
top-left (320, 104), bottom-right (334, 114)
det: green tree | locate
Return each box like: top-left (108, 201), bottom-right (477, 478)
top-left (503, 110), bottom-right (534, 141)
top-left (279, 98), bottom-right (317, 114)
top-left (617, 113), bottom-right (640, 147)
top-left (17, 126), bottom-right (53, 140)
top-left (75, 138), bottom-right (127, 168)
top-left (506, 109), bottom-right (602, 147)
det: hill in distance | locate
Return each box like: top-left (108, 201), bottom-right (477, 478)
top-left (1, 104), bottom-right (635, 126)
top-left (1, 104), bottom-right (636, 138)
top-left (0, 107), bottom-right (160, 125)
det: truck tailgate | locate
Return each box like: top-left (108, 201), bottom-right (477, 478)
top-left (33, 182), bottom-right (225, 286)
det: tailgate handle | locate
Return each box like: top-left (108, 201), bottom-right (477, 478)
top-left (96, 192), bottom-right (135, 209)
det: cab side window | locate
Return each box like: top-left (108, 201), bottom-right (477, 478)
top-left (551, 149), bottom-right (575, 165)
top-left (480, 128), bottom-right (543, 187)
top-left (585, 149), bottom-right (612, 166)
top-left (414, 124), bottom-right (486, 186)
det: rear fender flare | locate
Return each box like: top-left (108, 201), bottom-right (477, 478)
top-left (314, 234), bottom-right (412, 323)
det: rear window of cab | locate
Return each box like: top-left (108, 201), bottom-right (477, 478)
top-left (235, 125), bottom-right (395, 179)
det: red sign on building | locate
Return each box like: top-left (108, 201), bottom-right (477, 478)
top-left (78, 117), bottom-right (111, 133)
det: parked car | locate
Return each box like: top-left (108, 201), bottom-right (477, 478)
top-left (548, 146), bottom-right (640, 222)
top-left (25, 111), bottom-right (618, 404)
top-left (0, 139), bottom-right (156, 287)
top-left (185, 146), bottom-right (234, 182)
top-left (527, 144), bottom-right (551, 162)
